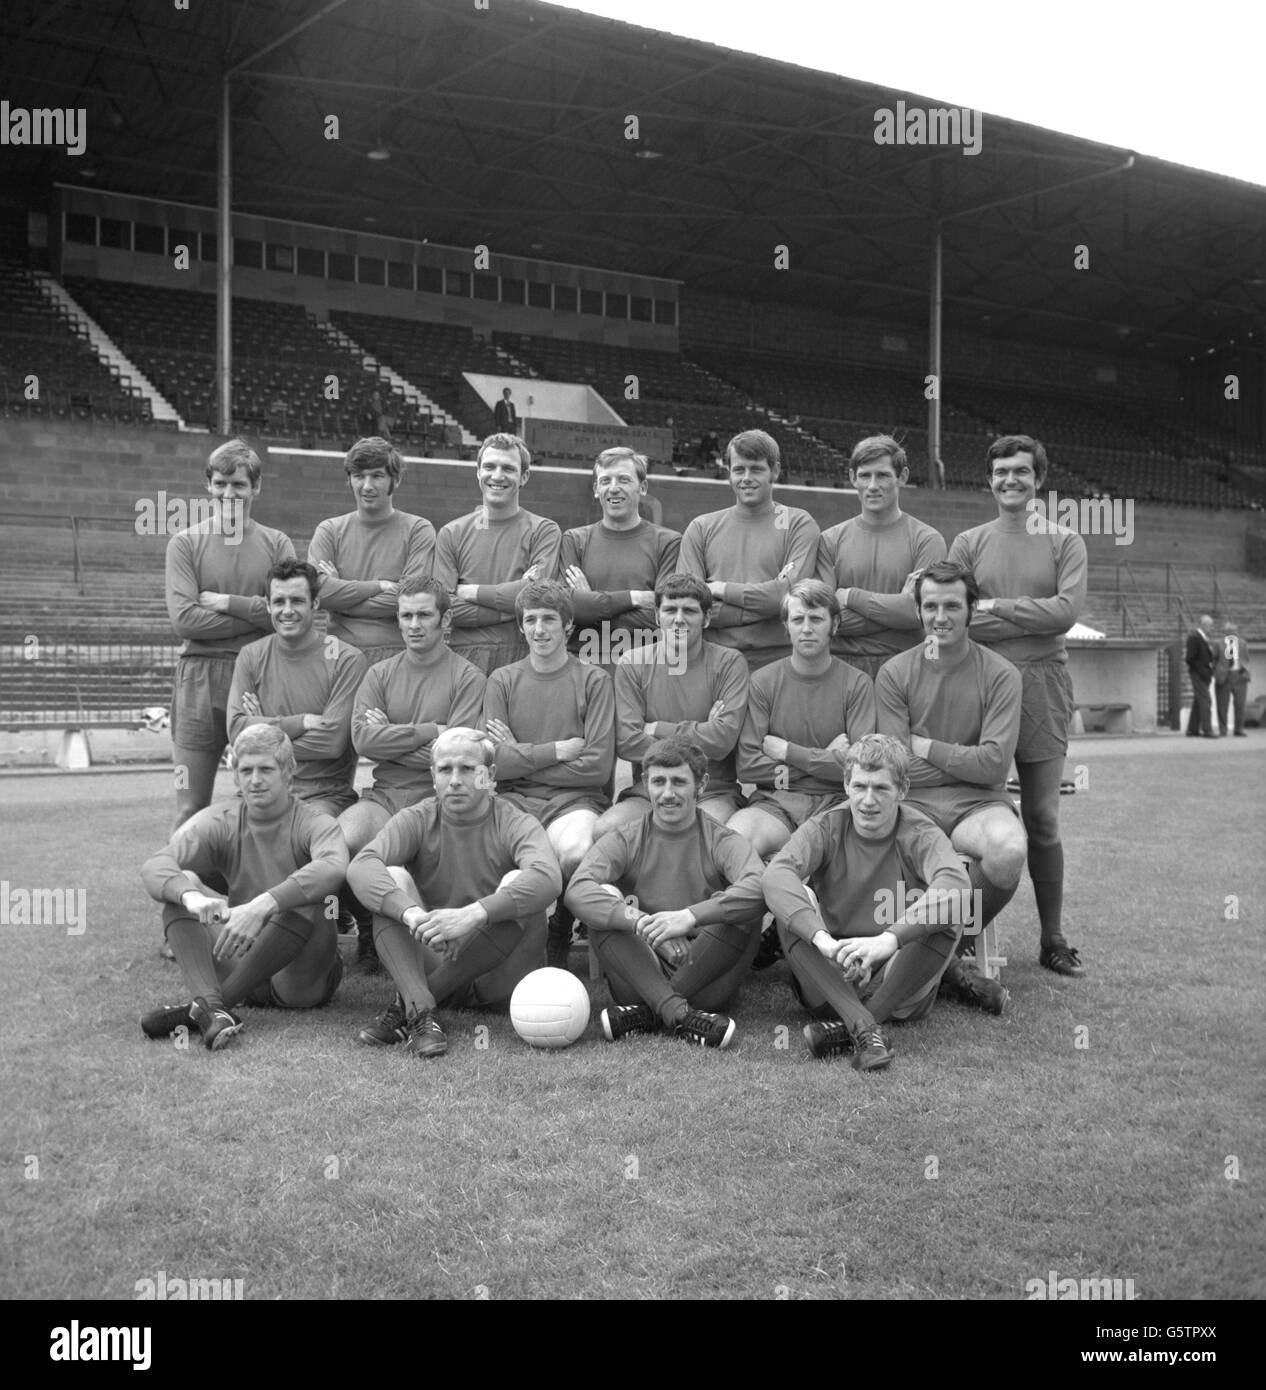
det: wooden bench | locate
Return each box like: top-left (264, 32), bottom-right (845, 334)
top-left (1073, 701), bottom-right (1132, 734)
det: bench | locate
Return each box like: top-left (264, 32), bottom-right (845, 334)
top-left (1072, 701), bottom-right (1132, 734)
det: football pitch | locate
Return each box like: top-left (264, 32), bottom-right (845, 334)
top-left (2, 736), bottom-right (1262, 1302)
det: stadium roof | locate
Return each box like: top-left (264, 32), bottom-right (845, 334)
top-left (2, 0), bottom-right (1263, 365)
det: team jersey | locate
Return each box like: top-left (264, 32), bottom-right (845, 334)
top-left (433, 508), bottom-right (562, 654)
top-left (947, 514), bottom-right (1088, 664)
top-left (763, 803), bottom-right (968, 947)
top-left (482, 656), bottom-right (615, 797)
top-left (142, 796), bottom-right (347, 912)
top-left (228, 633), bottom-right (367, 797)
top-left (565, 809), bottom-right (764, 930)
top-left (737, 657), bottom-right (877, 793)
top-left (165, 517), bottom-right (295, 657)
top-left (558, 519), bottom-right (681, 654)
top-left (347, 795), bottom-right (561, 927)
top-left (352, 648), bottom-right (487, 796)
top-left (678, 503), bottom-right (820, 658)
top-left (613, 638), bottom-right (749, 800)
top-left (875, 640), bottom-right (1021, 789)
top-left (815, 511), bottom-right (946, 662)
top-left (306, 509), bottom-right (436, 652)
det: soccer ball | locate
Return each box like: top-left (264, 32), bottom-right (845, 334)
top-left (509, 967), bottom-right (591, 1049)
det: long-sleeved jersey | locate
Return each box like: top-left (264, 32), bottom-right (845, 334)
top-left (558, 519), bottom-right (681, 654)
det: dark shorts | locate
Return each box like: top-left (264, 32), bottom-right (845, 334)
top-left (618, 782), bottom-right (746, 816)
top-left (356, 644), bottom-right (406, 668)
top-left (170, 654), bottom-right (236, 752)
top-left (836, 653), bottom-right (893, 683)
top-left (294, 781), bottom-right (359, 817)
top-left (449, 636), bottom-right (528, 676)
top-left (747, 788), bottom-right (845, 833)
top-left (1015, 659), bottom-right (1075, 762)
top-left (904, 785), bottom-right (1020, 835)
top-left (498, 789), bottom-right (610, 826)
top-left (359, 785), bottom-right (427, 816)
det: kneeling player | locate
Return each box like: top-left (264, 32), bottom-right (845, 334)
top-left (565, 738), bottom-right (764, 1049)
top-left (139, 725), bottom-right (348, 1051)
top-left (763, 734), bottom-right (972, 1072)
top-left (346, 728), bottom-right (563, 1057)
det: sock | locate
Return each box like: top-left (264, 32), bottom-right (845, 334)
top-left (590, 927), bottom-right (685, 1026)
top-left (340, 883), bottom-right (371, 931)
top-left (427, 920), bottom-right (525, 1008)
top-left (866, 930), bottom-right (957, 1024)
top-left (218, 912), bottom-right (314, 1011)
top-left (164, 911), bottom-right (226, 1010)
top-left (372, 916), bottom-right (437, 1013)
top-left (549, 901), bottom-right (574, 935)
top-left (776, 921), bottom-right (874, 1033)
top-left (1027, 841), bottom-right (1065, 944)
top-left (465, 914), bottom-right (546, 1008)
top-left (963, 860), bottom-right (1020, 953)
top-left (671, 919), bottom-right (758, 1015)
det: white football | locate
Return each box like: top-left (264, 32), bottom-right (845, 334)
top-left (509, 967), bottom-right (591, 1049)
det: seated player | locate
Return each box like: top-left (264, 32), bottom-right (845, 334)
top-left (728, 579), bottom-right (877, 859)
top-left (227, 558), bottom-right (367, 816)
top-left (600, 574), bottom-right (749, 834)
top-left (948, 435), bottom-right (1088, 977)
top-left (875, 560), bottom-right (1025, 1013)
top-left (345, 727), bottom-right (563, 1056)
top-left (139, 725), bottom-right (348, 1051)
top-left (566, 738), bottom-right (765, 1049)
top-left (678, 429), bottom-right (820, 671)
top-left (433, 433), bottom-right (562, 675)
top-left (339, 577), bottom-right (486, 970)
top-left (307, 437), bottom-right (437, 665)
top-left (165, 438), bottom-right (295, 827)
top-left (815, 435), bottom-right (947, 681)
top-left (483, 579), bottom-right (615, 968)
top-left (763, 734), bottom-right (973, 1072)
top-left (559, 446), bottom-right (681, 670)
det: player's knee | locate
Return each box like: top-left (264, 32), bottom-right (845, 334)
top-left (983, 826), bottom-right (1027, 883)
top-left (1020, 801), bottom-right (1060, 845)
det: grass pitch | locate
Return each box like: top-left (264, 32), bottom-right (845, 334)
top-left (1, 737), bottom-right (1262, 1301)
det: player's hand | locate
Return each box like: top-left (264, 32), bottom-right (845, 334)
top-left (835, 932), bottom-right (897, 982)
top-left (521, 564), bottom-right (542, 583)
top-left (198, 591), bottom-right (230, 612)
top-left (555, 736), bottom-right (585, 762)
top-left (315, 560), bottom-right (339, 580)
top-left (643, 721), bottom-right (658, 738)
top-left (377, 580), bottom-right (400, 596)
top-left (637, 909), bottom-right (696, 947)
top-left (630, 590), bottom-right (655, 608)
top-left (302, 713), bottom-right (335, 732)
top-left (182, 890), bottom-right (230, 928)
top-left (975, 599), bottom-right (996, 614)
top-left (707, 581), bottom-right (727, 601)
top-left (654, 937), bottom-right (692, 970)
top-left (455, 584), bottom-right (479, 602)
top-left (762, 734), bottom-right (789, 763)
top-left (901, 568), bottom-right (923, 597)
top-left (485, 718), bottom-right (514, 746)
top-left (361, 707), bottom-right (388, 726)
top-left (414, 904), bottom-right (487, 949)
top-left (564, 565), bottom-right (592, 592)
top-left (777, 561), bottom-right (798, 582)
top-left (213, 896), bottom-right (274, 961)
top-left (910, 734), bottom-right (932, 759)
top-left (836, 587), bottom-right (853, 610)
top-left (707, 700), bottom-right (726, 721)
top-left (826, 731), bottom-right (850, 752)
top-left (240, 691), bottom-right (262, 717)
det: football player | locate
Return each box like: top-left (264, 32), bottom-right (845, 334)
top-left (947, 437), bottom-right (1088, 977)
top-left (678, 429), bottom-right (819, 671)
top-left (346, 727), bottom-right (563, 1056)
top-left (763, 733), bottom-right (973, 1072)
top-left (139, 724), bottom-right (347, 1051)
top-left (566, 738), bottom-right (764, 1049)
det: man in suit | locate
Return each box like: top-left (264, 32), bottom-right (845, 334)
top-left (1185, 613), bottom-right (1217, 738)
top-left (493, 387), bottom-right (518, 435)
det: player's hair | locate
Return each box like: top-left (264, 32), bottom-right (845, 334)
top-left (268, 557), bottom-right (321, 602)
top-left (655, 573), bottom-right (713, 613)
top-left (477, 433), bottom-right (531, 473)
top-left (849, 434), bottom-right (907, 474)
top-left (205, 438), bottom-right (262, 486)
top-left (593, 445), bottom-right (648, 484)
top-left (345, 435), bottom-right (403, 488)
top-left (515, 578), bottom-right (573, 627)
top-left (843, 733), bottom-right (910, 798)
top-left (232, 722), bottom-right (296, 776)
top-left (398, 575), bottom-right (451, 616)
top-left (642, 736), bottom-right (708, 785)
top-left (780, 577), bottom-right (840, 624)
top-left (433, 726), bottom-right (496, 767)
top-left (987, 433), bottom-right (1048, 487)
top-left (914, 559), bottom-right (979, 611)
top-left (726, 428), bottom-right (781, 474)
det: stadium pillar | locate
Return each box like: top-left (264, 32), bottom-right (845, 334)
top-left (928, 226), bottom-right (943, 490)
top-left (216, 74), bottom-right (232, 438)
